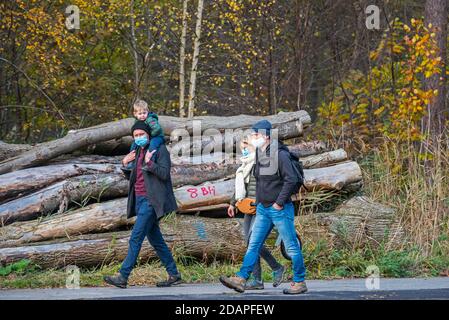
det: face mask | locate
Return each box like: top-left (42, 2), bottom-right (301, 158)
top-left (241, 148), bottom-right (250, 157)
top-left (251, 137), bottom-right (265, 149)
top-left (135, 135), bottom-right (148, 147)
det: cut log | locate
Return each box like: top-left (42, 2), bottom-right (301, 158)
top-left (0, 141), bottom-right (32, 161)
top-left (300, 149), bottom-right (347, 169)
top-left (0, 163), bottom-right (121, 203)
top-left (0, 162), bottom-right (239, 225)
top-left (178, 203), bottom-right (230, 213)
top-left (303, 161), bottom-right (362, 191)
top-left (169, 141), bottom-right (328, 166)
top-left (297, 196), bottom-right (405, 248)
top-left (174, 179), bottom-right (235, 211)
top-left (0, 174), bottom-right (128, 226)
top-left (0, 160), bottom-right (363, 247)
top-left (288, 140), bottom-right (327, 158)
top-left (169, 117), bottom-right (309, 159)
top-left (0, 111), bottom-right (310, 174)
top-left (0, 179), bottom-right (236, 247)
top-left (0, 216), bottom-right (245, 268)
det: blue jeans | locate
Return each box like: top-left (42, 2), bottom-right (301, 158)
top-left (236, 202), bottom-right (306, 283)
top-left (119, 196), bottom-right (179, 280)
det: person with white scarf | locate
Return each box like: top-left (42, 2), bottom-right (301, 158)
top-left (227, 139), bottom-right (285, 290)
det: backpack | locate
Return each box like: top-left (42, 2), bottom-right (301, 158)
top-left (288, 151), bottom-right (307, 193)
top-left (255, 147), bottom-right (307, 194)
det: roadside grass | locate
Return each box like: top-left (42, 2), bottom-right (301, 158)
top-left (1, 237), bottom-right (447, 289)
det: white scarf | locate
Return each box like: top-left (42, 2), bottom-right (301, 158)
top-left (235, 152), bottom-right (256, 201)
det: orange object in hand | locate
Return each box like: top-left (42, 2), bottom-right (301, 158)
top-left (236, 198), bottom-right (256, 215)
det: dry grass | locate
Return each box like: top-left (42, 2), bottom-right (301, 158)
top-left (352, 134), bottom-right (448, 257)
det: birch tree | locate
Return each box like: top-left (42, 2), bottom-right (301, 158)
top-left (179, 0), bottom-right (189, 118)
top-left (187, 0), bottom-right (204, 119)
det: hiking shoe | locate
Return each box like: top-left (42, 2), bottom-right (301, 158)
top-left (244, 279), bottom-right (264, 290)
top-left (156, 274), bottom-right (183, 287)
top-left (272, 265), bottom-right (286, 287)
top-left (219, 275), bottom-right (246, 293)
top-left (103, 273), bottom-right (127, 289)
top-left (283, 281), bottom-right (308, 294)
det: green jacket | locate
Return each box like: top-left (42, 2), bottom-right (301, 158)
top-left (145, 112), bottom-right (164, 137)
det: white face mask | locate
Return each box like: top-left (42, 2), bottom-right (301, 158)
top-left (251, 137), bottom-right (265, 149)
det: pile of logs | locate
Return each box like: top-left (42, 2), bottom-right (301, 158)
top-left (0, 111), bottom-right (403, 269)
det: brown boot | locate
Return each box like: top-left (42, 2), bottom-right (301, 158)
top-left (219, 275), bottom-right (246, 293)
top-left (283, 281), bottom-right (308, 294)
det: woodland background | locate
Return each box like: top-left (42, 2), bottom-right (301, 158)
top-left (0, 0), bottom-right (448, 286)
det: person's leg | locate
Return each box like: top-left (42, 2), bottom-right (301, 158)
top-left (119, 196), bottom-right (153, 280)
top-left (248, 214), bottom-right (282, 273)
top-left (270, 202), bottom-right (306, 283)
top-left (148, 135), bottom-right (165, 161)
top-left (146, 206), bottom-right (179, 277)
top-left (243, 215), bottom-right (263, 282)
top-left (236, 204), bottom-right (274, 280)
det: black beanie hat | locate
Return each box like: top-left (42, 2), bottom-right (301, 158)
top-left (131, 120), bottom-right (151, 136)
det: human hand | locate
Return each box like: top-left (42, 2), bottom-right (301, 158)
top-left (272, 203), bottom-right (283, 211)
top-left (122, 150), bottom-right (136, 166)
top-left (227, 205), bottom-right (235, 218)
top-left (145, 149), bottom-right (156, 164)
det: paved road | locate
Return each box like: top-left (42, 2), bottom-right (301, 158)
top-left (1, 277), bottom-right (448, 300)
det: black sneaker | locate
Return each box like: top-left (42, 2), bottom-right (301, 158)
top-left (156, 274), bottom-right (183, 287)
top-left (272, 265), bottom-right (286, 287)
top-left (103, 273), bottom-right (127, 289)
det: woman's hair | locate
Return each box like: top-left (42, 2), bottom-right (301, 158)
top-left (239, 136), bottom-right (255, 153)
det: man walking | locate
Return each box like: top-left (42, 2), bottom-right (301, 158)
top-left (219, 120), bottom-right (307, 295)
top-left (104, 120), bottom-right (182, 288)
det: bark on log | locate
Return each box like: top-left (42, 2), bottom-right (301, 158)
top-left (0, 111), bottom-right (310, 174)
top-left (303, 161), bottom-right (362, 191)
top-left (300, 149), bottom-right (347, 169)
top-left (0, 163), bottom-right (121, 203)
top-left (297, 196), bottom-right (405, 249)
top-left (0, 174), bottom-right (128, 226)
top-left (0, 216), bottom-right (245, 268)
top-left (168, 118), bottom-right (312, 161)
top-left (169, 141), bottom-right (327, 165)
top-left (0, 179), bottom-right (236, 247)
top-left (0, 162), bottom-right (239, 225)
top-left (0, 141), bottom-right (32, 161)
top-left (288, 140), bottom-right (327, 158)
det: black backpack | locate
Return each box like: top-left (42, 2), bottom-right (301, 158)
top-left (255, 148), bottom-right (307, 193)
top-left (288, 151), bottom-right (307, 193)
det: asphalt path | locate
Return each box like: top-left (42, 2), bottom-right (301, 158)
top-left (1, 277), bottom-right (449, 300)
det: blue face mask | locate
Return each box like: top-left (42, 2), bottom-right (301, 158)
top-left (135, 135), bottom-right (148, 148)
top-left (242, 148), bottom-right (250, 157)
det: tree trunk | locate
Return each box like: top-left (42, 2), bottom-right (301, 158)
top-left (297, 196), bottom-right (405, 249)
top-left (287, 140), bottom-right (327, 158)
top-left (300, 149), bottom-right (347, 169)
top-left (187, 0), bottom-right (204, 118)
top-left (168, 115), bottom-right (312, 160)
top-left (179, 0), bottom-right (189, 118)
top-left (0, 110), bottom-right (310, 174)
top-left (0, 141), bottom-right (32, 161)
top-left (423, 0), bottom-right (448, 136)
top-left (0, 174), bottom-right (128, 226)
top-left (0, 163), bottom-right (121, 203)
top-left (303, 161), bottom-right (362, 190)
top-left (0, 216), bottom-right (245, 268)
top-left (0, 162), bottom-right (239, 225)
